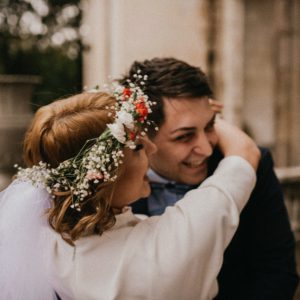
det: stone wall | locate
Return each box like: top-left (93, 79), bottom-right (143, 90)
top-left (81, 0), bottom-right (300, 169)
top-left (0, 75), bottom-right (40, 190)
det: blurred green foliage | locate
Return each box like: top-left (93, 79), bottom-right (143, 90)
top-left (0, 0), bottom-right (82, 110)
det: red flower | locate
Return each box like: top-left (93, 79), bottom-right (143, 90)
top-left (135, 101), bottom-right (148, 121)
top-left (129, 131), bottom-right (136, 141)
top-left (122, 88), bottom-right (131, 100)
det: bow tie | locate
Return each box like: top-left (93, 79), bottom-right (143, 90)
top-left (147, 181), bottom-right (199, 216)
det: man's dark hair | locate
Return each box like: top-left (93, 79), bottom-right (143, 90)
top-left (119, 57), bottom-right (213, 136)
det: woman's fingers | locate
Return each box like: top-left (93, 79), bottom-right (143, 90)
top-left (209, 99), bottom-right (223, 114)
top-left (215, 119), bottom-right (261, 171)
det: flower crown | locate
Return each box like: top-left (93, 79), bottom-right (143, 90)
top-left (16, 72), bottom-right (157, 211)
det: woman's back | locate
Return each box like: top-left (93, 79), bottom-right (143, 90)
top-left (48, 156), bottom-right (255, 300)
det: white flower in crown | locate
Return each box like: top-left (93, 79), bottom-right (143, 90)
top-left (15, 71), bottom-right (158, 212)
top-left (114, 84), bottom-right (125, 94)
top-left (116, 110), bottom-right (134, 130)
top-left (120, 101), bottom-right (132, 112)
top-left (126, 140), bottom-right (136, 149)
top-left (107, 120), bottom-right (126, 143)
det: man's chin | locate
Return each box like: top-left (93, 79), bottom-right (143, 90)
top-left (179, 162), bottom-right (208, 184)
top-left (181, 172), bottom-right (207, 185)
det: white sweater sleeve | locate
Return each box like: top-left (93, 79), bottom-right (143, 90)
top-left (48, 156), bottom-right (256, 300)
top-left (125, 156), bottom-right (256, 299)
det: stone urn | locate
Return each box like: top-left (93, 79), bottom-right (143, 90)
top-left (0, 75), bottom-right (41, 191)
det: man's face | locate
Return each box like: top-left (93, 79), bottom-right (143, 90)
top-left (149, 97), bottom-right (218, 185)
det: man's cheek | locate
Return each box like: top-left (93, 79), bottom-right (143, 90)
top-left (209, 132), bottom-right (218, 148)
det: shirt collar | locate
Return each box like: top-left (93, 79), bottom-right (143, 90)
top-left (147, 168), bottom-right (199, 191)
top-left (147, 169), bottom-right (176, 185)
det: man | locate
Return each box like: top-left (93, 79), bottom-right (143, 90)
top-left (120, 57), bottom-right (299, 299)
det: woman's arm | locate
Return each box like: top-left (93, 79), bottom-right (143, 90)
top-left (126, 121), bottom-right (260, 299)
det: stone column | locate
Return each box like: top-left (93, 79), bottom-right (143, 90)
top-left (289, 0), bottom-right (300, 166)
top-left (212, 0), bottom-right (245, 126)
top-left (81, 0), bottom-right (210, 83)
top-left (274, 0), bottom-right (293, 166)
top-left (81, 0), bottom-right (111, 88)
top-left (274, 0), bottom-right (300, 167)
top-left (0, 75), bottom-right (40, 191)
top-left (243, 0), bottom-right (276, 149)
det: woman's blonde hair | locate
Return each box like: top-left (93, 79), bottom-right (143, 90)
top-left (23, 92), bottom-right (123, 244)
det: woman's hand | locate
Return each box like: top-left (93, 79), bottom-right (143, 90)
top-left (209, 99), bottom-right (223, 114)
top-left (215, 119), bottom-right (261, 171)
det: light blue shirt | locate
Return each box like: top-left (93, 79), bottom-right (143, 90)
top-left (147, 169), bottom-right (197, 216)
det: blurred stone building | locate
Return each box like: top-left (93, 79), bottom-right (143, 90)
top-left (0, 0), bottom-right (299, 295)
top-left (82, 0), bottom-right (300, 297)
top-left (1, 0), bottom-right (299, 225)
top-left (82, 0), bottom-right (300, 168)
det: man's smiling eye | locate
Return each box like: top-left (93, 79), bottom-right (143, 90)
top-left (134, 144), bottom-right (144, 151)
top-left (205, 121), bottom-right (215, 132)
top-left (174, 132), bottom-right (194, 142)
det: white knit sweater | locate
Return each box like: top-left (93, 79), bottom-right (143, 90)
top-left (46, 156), bottom-right (256, 300)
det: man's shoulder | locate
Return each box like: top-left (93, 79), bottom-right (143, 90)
top-left (257, 147), bottom-right (273, 167)
top-left (208, 147), bottom-right (274, 175)
top-left (255, 147), bottom-right (277, 182)
top-left (131, 197), bottom-right (149, 214)
top-left (244, 147), bottom-right (282, 209)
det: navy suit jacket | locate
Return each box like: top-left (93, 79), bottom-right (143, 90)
top-left (131, 148), bottom-right (299, 299)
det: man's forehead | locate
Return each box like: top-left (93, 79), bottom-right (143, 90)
top-left (162, 96), bottom-right (211, 119)
top-left (154, 97), bottom-right (214, 135)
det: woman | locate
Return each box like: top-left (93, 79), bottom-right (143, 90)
top-left (0, 79), bottom-right (259, 300)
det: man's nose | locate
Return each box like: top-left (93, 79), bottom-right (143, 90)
top-left (193, 132), bottom-right (214, 157)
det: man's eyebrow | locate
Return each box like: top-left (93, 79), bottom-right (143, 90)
top-left (170, 114), bottom-right (216, 134)
top-left (170, 127), bottom-right (195, 134)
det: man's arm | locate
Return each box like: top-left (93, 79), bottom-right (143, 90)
top-left (247, 148), bottom-right (298, 299)
top-left (215, 148), bottom-right (299, 300)
top-left (132, 156), bottom-right (256, 300)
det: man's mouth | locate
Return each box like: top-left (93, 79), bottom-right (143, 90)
top-left (183, 160), bottom-right (206, 168)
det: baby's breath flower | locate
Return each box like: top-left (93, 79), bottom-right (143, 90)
top-left (15, 73), bottom-right (157, 211)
